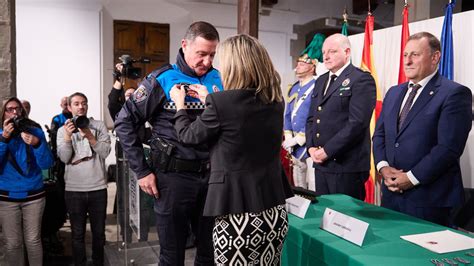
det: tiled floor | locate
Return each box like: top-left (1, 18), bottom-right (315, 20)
top-left (0, 183), bottom-right (197, 266)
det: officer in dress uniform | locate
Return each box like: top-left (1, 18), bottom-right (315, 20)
top-left (114, 21), bottom-right (222, 266)
top-left (306, 33), bottom-right (376, 200)
top-left (283, 33), bottom-right (325, 191)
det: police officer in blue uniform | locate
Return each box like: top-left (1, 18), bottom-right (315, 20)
top-left (114, 21), bottom-right (222, 266)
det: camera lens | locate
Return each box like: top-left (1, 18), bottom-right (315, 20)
top-left (72, 116), bottom-right (89, 129)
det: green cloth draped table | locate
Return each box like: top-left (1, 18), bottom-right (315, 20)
top-left (281, 194), bottom-right (474, 266)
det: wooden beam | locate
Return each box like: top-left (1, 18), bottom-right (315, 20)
top-left (238, 0), bottom-right (259, 38)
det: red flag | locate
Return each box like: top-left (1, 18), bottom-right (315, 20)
top-left (360, 14), bottom-right (382, 204)
top-left (398, 5), bottom-right (410, 84)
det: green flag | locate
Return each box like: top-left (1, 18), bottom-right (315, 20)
top-left (342, 20), bottom-right (348, 36)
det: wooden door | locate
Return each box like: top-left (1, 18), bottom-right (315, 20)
top-left (114, 20), bottom-right (170, 89)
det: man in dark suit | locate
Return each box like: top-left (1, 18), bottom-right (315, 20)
top-left (306, 33), bottom-right (376, 200)
top-left (373, 32), bottom-right (472, 226)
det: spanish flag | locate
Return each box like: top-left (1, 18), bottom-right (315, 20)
top-left (398, 4), bottom-right (410, 84)
top-left (360, 13), bottom-right (381, 204)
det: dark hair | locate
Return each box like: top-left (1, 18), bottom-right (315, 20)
top-left (184, 21), bottom-right (219, 42)
top-left (68, 92), bottom-right (88, 106)
top-left (408, 32), bottom-right (441, 54)
top-left (1, 97), bottom-right (26, 127)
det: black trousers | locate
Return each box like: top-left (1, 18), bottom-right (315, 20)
top-left (65, 189), bottom-right (107, 266)
top-left (154, 171), bottom-right (214, 266)
top-left (314, 171), bottom-right (369, 201)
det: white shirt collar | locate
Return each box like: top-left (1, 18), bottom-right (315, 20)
top-left (409, 70), bottom-right (437, 89)
top-left (330, 60), bottom-right (351, 78)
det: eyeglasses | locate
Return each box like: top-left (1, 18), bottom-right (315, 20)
top-left (5, 107), bottom-right (22, 113)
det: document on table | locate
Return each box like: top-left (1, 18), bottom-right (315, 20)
top-left (400, 230), bottom-right (474, 254)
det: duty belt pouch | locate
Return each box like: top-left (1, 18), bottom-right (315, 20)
top-left (150, 137), bottom-right (175, 172)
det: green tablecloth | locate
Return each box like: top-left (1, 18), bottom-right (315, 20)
top-left (281, 194), bottom-right (474, 266)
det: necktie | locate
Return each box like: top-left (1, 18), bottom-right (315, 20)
top-left (323, 74), bottom-right (337, 96)
top-left (398, 83), bottom-right (421, 130)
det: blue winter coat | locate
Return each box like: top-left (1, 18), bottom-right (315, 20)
top-left (0, 126), bottom-right (54, 201)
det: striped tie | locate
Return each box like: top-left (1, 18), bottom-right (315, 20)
top-left (398, 83), bottom-right (421, 131)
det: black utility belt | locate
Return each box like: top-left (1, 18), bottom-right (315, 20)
top-left (167, 156), bottom-right (210, 173)
top-left (151, 150), bottom-right (210, 174)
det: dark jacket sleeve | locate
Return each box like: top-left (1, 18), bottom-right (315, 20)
top-left (305, 84), bottom-right (319, 151)
top-left (108, 88), bottom-right (125, 122)
top-left (411, 85), bottom-right (472, 184)
top-left (114, 83), bottom-right (166, 179)
top-left (372, 87), bottom-right (393, 165)
top-left (173, 94), bottom-right (221, 145)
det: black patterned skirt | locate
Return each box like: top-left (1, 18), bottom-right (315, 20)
top-left (213, 204), bottom-right (288, 265)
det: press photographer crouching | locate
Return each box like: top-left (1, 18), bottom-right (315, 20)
top-left (0, 97), bottom-right (54, 266)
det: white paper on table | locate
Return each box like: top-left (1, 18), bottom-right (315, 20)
top-left (400, 230), bottom-right (474, 254)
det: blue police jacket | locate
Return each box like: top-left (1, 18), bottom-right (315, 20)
top-left (114, 48), bottom-right (223, 178)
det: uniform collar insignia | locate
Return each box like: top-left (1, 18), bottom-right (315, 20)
top-left (341, 78), bottom-right (350, 87)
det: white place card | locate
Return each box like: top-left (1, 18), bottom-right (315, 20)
top-left (286, 195), bottom-right (311, 219)
top-left (320, 208), bottom-right (369, 246)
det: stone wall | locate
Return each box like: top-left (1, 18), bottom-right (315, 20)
top-left (0, 0), bottom-right (15, 102)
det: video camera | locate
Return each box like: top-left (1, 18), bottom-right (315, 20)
top-left (118, 55), bottom-right (151, 80)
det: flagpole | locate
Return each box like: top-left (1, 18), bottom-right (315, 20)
top-left (343, 6), bottom-right (348, 22)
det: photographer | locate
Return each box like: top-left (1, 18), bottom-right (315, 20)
top-left (108, 63), bottom-right (137, 121)
top-left (108, 62), bottom-right (153, 243)
top-left (0, 97), bottom-right (54, 266)
top-left (57, 92), bottom-right (111, 265)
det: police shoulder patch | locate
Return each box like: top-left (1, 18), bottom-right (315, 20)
top-left (133, 85), bottom-right (148, 103)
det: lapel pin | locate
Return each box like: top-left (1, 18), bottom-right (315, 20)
top-left (342, 78), bottom-right (350, 87)
top-left (429, 91), bottom-right (434, 95)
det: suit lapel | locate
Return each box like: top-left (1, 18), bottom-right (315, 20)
top-left (320, 64), bottom-right (354, 105)
top-left (398, 73), bottom-right (441, 135)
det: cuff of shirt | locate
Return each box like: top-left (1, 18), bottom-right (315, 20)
top-left (406, 170), bottom-right (420, 186)
top-left (376, 161), bottom-right (389, 172)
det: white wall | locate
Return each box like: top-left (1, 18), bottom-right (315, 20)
top-left (348, 10), bottom-right (474, 188)
top-left (16, 1), bottom-right (103, 130)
